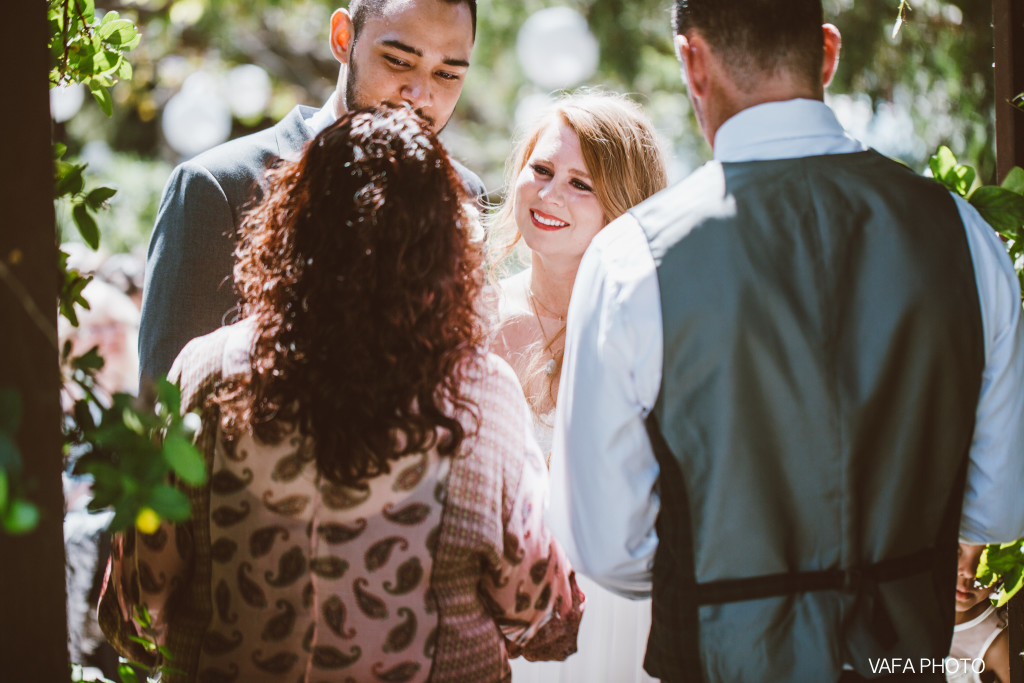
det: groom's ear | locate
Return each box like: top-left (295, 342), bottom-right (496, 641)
top-left (675, 33), bottom-right (709, 98)
top-left (329, 9), bottom-right (355, 64)
top-left (821, 23), bottom-right (841, 88)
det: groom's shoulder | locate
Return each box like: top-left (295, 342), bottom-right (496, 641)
top-left (179, 106), bottom-right (313, 186)
top-left (629, 161), bottom-right (727, 227)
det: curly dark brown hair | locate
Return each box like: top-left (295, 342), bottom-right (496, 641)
top-left (221, 106), bottom-right (485, 486)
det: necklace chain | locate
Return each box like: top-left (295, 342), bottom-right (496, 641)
top-left (527, 292), bottom-right (566, 377)
top-left (527, 287), bottom-right (567, 322)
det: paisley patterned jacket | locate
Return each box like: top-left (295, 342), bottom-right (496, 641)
top-left (99, 321), bottom-right (584, 682)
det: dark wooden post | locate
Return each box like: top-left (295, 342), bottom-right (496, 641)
top-left (994, 1), bottom-right (1024, 681)
top-left (994, 0), bottom-right (1024, 182)
top-left (0, 1), bottom-right (70, 680)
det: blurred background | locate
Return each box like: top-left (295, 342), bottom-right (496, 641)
top-left (51, 0), bottom-right (1000, 259)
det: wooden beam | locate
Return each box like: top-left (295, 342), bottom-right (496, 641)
top-left (994, 0), bottom-right (1024, 182)
top-left (994, 2), bottom-right (1024, 676)
top-left (0, 1), bottom-right (70, 681)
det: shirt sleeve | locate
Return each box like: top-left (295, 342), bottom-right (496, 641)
top-left (548, 214), bottom-right (662, 598)
top-left (954, 194), bottom-right (1024, 544)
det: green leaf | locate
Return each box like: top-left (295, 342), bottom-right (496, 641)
top-left (55, 161), bottom-right (85, 197)
top-left (995, 565), bottom-right (1024, 607)
top-left (155, 379), bottom-right (182, 418)
top-left (952, 165), bottom-right (976, 198)
top-left (1000, 166), bottom-right (1024, 196)
top-left (85, 186), bottom-right (117, 210)
top-left (969, 186), bottom-right (1024, 238)
top-left (133, 604), bottom-right (153, 629)
top-left (59, 270), bottom-right (92, 328)
top-left (0, 470), bottom-right (8, 515)
top-left (929, 146), bottom-right (956, 185)
top-left (88, 82), bottom-right (113, 116)
top-left (72, 346), bottom-right (104, 373)
top-left (121, 407), bottom-right (146, 436)
top-left (117, 58), bottom-right (133, 81)
top-left (84, 51), bottom-right (120, 77)
top-left (98, 10), bottom-right (121, 25)
top-left (926, 147), bottom-right (977, 198)
top-left (106, 505), bottom-right (136, 533)
top-left (127, 636), bottom-right (157, 653)
top-left (0, 387), bottom-right (22, 433)
top-left (116, 662), bottom-right (140, 683)
top-left (4, 499), bottom-right (40, 534)
top-left (54, 142), bottom-right (67, 159)
top-left (97, 19), bottom-right (138, 49)
top-left (163, 435), bottom-right (207, 486)
top-left (147, 484), bottom-right (190, 522)
top-left (72, 203), bottom-right (100, 248)
top-left (74, 0), bottom-right (96, 24)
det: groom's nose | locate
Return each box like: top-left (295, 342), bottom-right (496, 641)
top-left (399, 75), bottom-right (431, 114)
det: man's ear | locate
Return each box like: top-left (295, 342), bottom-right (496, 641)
top-left (821, 23), bottom-right (841, 88)
top-left (675, 33), bottom-right (709, 98)
top-left (329, 9), bottom-right (354, 64)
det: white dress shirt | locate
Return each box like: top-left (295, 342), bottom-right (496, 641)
top-left (548, 98), bottom-right (1024, 598)
top-left (304, 94), bottom-right (339, 137)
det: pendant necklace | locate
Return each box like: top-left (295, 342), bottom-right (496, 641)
top-left (527, 289), bottom-right (567, 377)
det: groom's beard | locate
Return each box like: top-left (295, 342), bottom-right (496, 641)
top-left (344, 54), bottom-right (440, 131)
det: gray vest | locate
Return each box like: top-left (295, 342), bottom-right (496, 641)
top-left (632, 151), bottom-right (984, 682)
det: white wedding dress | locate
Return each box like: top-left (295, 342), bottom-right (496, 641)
top-left (509, 414), bottom-right (657, 683)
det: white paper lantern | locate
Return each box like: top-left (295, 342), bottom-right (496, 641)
top-left (50, 83), bottom-right (85, 123)
top-left (516, 7), bottom-right (599, 91)
top-left (161, 71), bottom-right (232, 158)
top-left (226, 64), bottom-right (272, 120)
top-left (514, 92), bottom-right (555, 131)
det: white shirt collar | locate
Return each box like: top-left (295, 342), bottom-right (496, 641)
top-left (713, 98), bottom-right (866, 163)
top-left (304, 94), bottom-right (339, 137)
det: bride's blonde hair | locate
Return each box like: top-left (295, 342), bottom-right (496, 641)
top-left (488, 91), bottom-right (668, 413)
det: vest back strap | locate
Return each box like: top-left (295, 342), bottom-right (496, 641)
top-left (687, 546), bottom-right (937, 605)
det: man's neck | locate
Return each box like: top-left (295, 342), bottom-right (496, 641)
top-left (705, 75), bottom-right (824, 151)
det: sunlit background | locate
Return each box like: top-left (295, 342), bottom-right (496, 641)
top-left (52, 0), bottom-right (999, 259)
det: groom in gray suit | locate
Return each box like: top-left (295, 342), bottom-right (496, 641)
top-left (139, 0), bottom-right (483, 381)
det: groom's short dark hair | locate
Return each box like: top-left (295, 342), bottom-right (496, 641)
top-left (672, 0), bottom-right (823, 91)
top-left (349, 0), bottom-right (478, 40)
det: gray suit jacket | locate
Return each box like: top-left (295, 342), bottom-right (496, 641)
top-left (139, 106), bottom-right (484, 380)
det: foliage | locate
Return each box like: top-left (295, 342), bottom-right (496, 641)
top-left (63, 345), bottom-right (206, 534)
top-left (69, 605), bottom-right (181, 683)
top-left (978, 540), bottom-right (1024, 608)
top-left (49, 0), bottom-right (141, 115)
top-left (928, 146), bottom-right (1024, 293)
top-left (46, 0), bottom-right (207, 539)
top-left (55, 142), bottom-right (117, 252)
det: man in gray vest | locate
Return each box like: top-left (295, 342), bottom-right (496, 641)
top-left (549, 1), bottom-right (1024, 681)
top-left (139, 0), bottom-right (483, 382)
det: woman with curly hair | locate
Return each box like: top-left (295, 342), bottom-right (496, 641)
top-left (488, 91), bottom-right (667, 683)
top-left (100, 107), bottom-right (583, 683)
